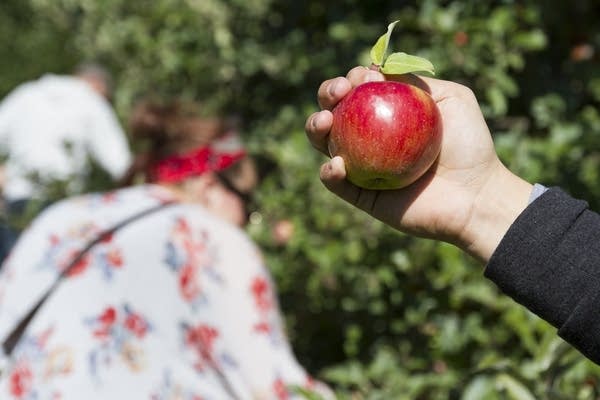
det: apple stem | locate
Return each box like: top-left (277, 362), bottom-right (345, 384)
top-left (369, 63), bottom-right (381, 71)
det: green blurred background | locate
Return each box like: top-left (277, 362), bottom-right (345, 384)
top-left (2, 0), bottom-right (600, 398)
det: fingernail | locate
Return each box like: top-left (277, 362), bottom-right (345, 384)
top-left (331, 156), bottom-right (342, 168)
top-left (311, 112), bottom-right (320, 129)
top-left (320, 161), bottom-right (332, 179)
top-left (328, 79), bottom-right (339, 97)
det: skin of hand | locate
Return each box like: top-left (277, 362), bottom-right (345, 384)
top-left (305, 67), bottom-right (533, 263)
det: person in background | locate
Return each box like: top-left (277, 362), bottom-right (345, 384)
top-left (0, 63), bottom-right (132, 263)
top-left (305, 66), bottom-right (600, 366)
top-left (0, 98), bottom-right (331, 399)
top-left (0, 63), bottom-right (132, 213)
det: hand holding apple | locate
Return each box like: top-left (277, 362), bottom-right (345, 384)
top-left (306, 65), bottom-right (533, 263)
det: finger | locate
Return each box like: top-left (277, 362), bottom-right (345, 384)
top-left (320, 156), bottom-right (380, 215)
top-left (316, 68), bottom-right (386, 110)
top-left (317, 77), bottom-right (352, 110)
top-left (320, 156), bottom-right (355, 200)
top-left (346, 66), bottom-right (385, 87)
top-left (305, 110), bottom-right (333, 156)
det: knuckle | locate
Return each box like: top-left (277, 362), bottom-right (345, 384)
top-left (454, 84), bottom-right (477, 102)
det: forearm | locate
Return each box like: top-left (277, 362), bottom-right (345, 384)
top-left (483, 187), bottom-right (600, 364)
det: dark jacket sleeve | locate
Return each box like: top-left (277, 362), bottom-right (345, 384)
top-left (485, 187), bottom-right (600, 364)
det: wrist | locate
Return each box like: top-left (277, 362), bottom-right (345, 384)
top-left (459, 164), bottom-right (533, 263)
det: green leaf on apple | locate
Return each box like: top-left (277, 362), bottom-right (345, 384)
top-left (381, 52), bottom-right (435, 76)
top-left (370, 20), bottom-right (436, 76)
top-left (370, 20), bottom-right (399, 66)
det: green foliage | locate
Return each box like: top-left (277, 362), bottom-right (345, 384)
top-left (3, 0), bottom-right (600, 397)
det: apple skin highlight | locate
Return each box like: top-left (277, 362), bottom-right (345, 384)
top-left (329, 81), bottom-right (442, 190)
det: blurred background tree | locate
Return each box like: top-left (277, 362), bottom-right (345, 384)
top-left (2, 0), bottom-right (600, 398)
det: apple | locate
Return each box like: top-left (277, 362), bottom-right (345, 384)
top-left (329, 80), bottom-right (441, 190)
top-left (328, 21), bottom-right (442, 190)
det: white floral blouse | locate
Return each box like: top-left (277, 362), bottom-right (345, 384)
top-left (0, 185), bottom-right (330, 399)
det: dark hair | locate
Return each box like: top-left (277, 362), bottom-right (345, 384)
top-left (120, 99), bottom-right (231, 186)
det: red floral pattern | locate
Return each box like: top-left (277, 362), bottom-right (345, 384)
top-left (5, 327), bottom-right (72, 400)
top-left (183, 323), bottom-right (220, 371)
top-left (41, 221), bottom-right (125, 280)
top-left (251, 276), bottom-right (277, 334)
top-left (86, 304), bottom-right (152, 376)
top-left (164, 217), bottom-right (219, 306)
top-left (9, 364), bottom-right (32, 398)
top-left (251, 276), bottom-right (273, 312)
top-left (0, 186), bottom-right (330, 399)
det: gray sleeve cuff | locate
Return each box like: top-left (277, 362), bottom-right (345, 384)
top-left (528, 183), bottom-right (548, 204)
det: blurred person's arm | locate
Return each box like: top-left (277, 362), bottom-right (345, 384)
top-left (0, 84), bottom-right (30, 198)
top-left (0, 84), bottom-right (26, 158)
top-left (86, 97), bottom-right (132, 181)
top-left (0, 101), bottom-right (8, 196)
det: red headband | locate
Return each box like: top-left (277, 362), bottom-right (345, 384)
top-left (150, 133), bottom-right (246, 183)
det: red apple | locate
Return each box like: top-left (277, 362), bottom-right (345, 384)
top-left (326, 20), bottom-right (442, 190)
top-left (329, 80), bottom-right (442, 190)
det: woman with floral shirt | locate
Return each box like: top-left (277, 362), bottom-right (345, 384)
top-left (0, 99), bottom-right (331, 399)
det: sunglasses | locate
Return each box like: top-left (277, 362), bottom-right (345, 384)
top-left (215, 172), bottom-right (254, 222)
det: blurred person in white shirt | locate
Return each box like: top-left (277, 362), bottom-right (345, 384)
top-left (0, 63), bottom-right (132, 209)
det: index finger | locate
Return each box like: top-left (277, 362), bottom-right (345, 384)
top-left (317, 77), bottom-right (352, 110)
top-left (317, 67), bottom-right (385, 111)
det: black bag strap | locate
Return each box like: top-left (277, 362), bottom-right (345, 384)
top-left (1, 200), bottom-right (175, 357)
